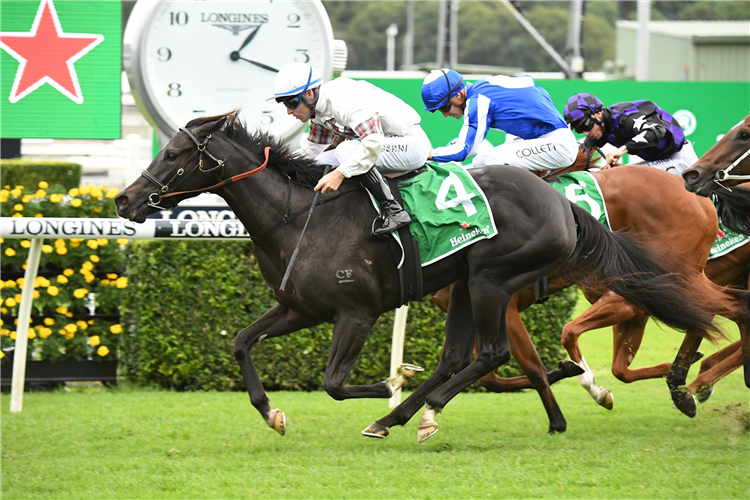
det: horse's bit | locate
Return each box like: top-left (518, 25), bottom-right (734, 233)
top-left (713, 145), bottom-right (750, 191)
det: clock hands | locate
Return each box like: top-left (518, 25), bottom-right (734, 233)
top-left (228, 24), bottom-right (278, 73)
top-left (231, 54), bottom-right (279, 73)
top-left (236, 24), bottom-right (261, 52)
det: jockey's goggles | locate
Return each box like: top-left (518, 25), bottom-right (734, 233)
top-left (279, 94), bottom-right (303, 109)
top-left (572, 116), bottom-right (596, 134)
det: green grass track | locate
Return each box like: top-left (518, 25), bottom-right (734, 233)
top-left (2, 296), bottom-right (748, 499)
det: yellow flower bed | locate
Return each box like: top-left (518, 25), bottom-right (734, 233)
top-left (1, 181), bottom-right (129, 363)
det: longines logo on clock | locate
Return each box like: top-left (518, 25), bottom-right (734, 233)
top-left (200, 13), bottom-right (269, 25)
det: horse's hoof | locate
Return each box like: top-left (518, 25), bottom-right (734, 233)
top-left (398, 363), bottom-right (425, 380)
top-left (362, 422), bottom-right (390, 438)
top-left (673, 390), bottom-right (697, 418)
top-left (696, 385), bottom-right (714, 404)
top-left (559, 359), bottom-right (585, 377)
top-left (597, 389), bottom-right (614, 410)
top-left (386, 363), bottom-right (426, 394)
top-left (268, 409), bottom-right (286, 436)
top-left (417, 422), bottom-right (439, 444)
top-left (691, 351), bottom-right (705, 365)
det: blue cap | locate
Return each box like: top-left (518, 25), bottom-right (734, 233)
top-left (422, 69), bottom-right (465, 111)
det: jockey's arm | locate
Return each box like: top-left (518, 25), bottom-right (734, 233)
top-left (431, 95), bottom-right (487, 163)
top-left (621, 112), bottom-right (668, 157)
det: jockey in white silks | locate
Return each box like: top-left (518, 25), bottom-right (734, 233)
top-left (421, 69), bottom-right (579, 171)
top-left (270, 63), bottom-right (431, 237)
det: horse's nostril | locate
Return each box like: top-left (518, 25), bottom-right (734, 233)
top-left (686, 171), bottom-right (699, 180)
top-left (116, 195), bottom-right (129, 207)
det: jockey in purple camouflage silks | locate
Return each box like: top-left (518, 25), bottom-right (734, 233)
top-left (563, 93), bottom-right (698, 175)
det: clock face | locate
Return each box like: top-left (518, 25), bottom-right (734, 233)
top-left (125, 0), bottom-right (333, 140)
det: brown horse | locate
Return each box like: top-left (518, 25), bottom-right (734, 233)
top-left (683, 114), bottom-right (750, 389)
top-left (426, 150), bottom-right (749, 419)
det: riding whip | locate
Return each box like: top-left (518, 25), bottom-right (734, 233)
top-left (280, 165), bottom-right (331, 292)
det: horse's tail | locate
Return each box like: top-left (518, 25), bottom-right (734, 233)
top-left (562, 203), bottom-right (740, 342)
top-left (714, 186), bottom-right (750, 236)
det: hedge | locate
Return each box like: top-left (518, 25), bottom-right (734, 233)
top-left (0, 181), bottom-right (127, 364)
top-left (1, 159), bottom-right (82, 191)
top-left (123, 240), bottom-right (576, 392)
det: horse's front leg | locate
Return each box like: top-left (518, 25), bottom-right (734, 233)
top-left (362, 278), bottom-right (476, 438)
top-left (234, 303), bottom-right (323, 436)
top-left (321, 313), bottom-right (401, 400)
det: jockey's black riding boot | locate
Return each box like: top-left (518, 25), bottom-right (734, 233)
top-left (360, 168), bottom-right (412, 238)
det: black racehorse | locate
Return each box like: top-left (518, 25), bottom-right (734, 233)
top-left (115, 112), bottom-right (727, 442)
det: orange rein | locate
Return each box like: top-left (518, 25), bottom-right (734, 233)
top-left (160, 146), bottom-right (271, 200)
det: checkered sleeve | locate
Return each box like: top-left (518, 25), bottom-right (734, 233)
top-left (354, 113), bottom-right (384, 139)
top-left (307, 121), bottom-right (336, 145)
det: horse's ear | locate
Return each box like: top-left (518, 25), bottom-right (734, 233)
top-left (195, 116), bottom-right (228, 136)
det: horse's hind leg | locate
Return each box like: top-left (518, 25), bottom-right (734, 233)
top-left (418, 282), bottom-right (514, 443)
top-left (321, 312), bottom-right (395, 401)
top-left (234, 303), bottom-right (323, 436)
top-left (684, 341), bottom-right (743, 405)
top-left (480, 298), bottom-right (567, 434)
top-left (561, 292), bottom-right (645, 409)
top-left (611, 316), bottom-right (672, 382)
top-left (362, 278), bottom-right (476, 438)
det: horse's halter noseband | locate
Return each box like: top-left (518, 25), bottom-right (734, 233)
top-left (713, 145), bottom-right (750, 188)
top-left (141, 127), bottom-right (270, 209)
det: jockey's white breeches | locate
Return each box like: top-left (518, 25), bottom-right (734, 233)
top-left (630, 141), bottom-right (699, 176)
top-left (471, 127), bottom-right (579, 171)
top-left (314, 125), bottom-right (431, 174)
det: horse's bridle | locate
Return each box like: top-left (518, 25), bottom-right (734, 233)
top-left (713, 145), bottom-right (750, 188)
top-left (141, 127), bottom-right (269, 209)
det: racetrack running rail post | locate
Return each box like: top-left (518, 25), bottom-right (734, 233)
top-left (10, 238), bottom-right (43, 413)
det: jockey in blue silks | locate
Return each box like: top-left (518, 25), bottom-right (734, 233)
top-left (563, 93), bottom-right (698, 175)
top-left (421, 69), bottom-right (579, 171)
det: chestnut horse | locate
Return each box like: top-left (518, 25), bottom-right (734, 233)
top-left (683, 114), bottom-right (750, 389)
top-left (116, 112), bottom-right (731, 442)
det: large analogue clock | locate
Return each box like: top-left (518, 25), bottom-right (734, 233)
top-left (124, 0), bottom-right (337, 143)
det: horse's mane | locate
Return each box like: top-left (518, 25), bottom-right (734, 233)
top-left (188, 111), bottom-right (328, 187)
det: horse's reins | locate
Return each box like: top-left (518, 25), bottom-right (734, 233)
top-left (141, 127), bottom-right (270, 209)
top-left (540, 142), bottom-right (591, 180)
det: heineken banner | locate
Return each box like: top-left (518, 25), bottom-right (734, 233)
top-left (0, 0), bottom-right (121, 139)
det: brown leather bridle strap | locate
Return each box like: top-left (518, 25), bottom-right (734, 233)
top-left (161, 146), bottom-right (271, 199)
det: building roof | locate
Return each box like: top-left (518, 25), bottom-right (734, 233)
top-left (616, 20), bottom-right (750, 41)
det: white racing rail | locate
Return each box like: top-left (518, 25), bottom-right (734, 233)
top-left (1, 217), bottom-right (409, 411)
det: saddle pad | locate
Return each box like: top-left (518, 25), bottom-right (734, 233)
top-left (710, 198), bottom-right (750, 259)
top-left (549, 171), bottom-right (611, 229)
top-left (394, 162), bottom-right (497, 266)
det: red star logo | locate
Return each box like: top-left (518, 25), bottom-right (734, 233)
top-left (460, 222), bottom-right (470, 229)
top-left (717, 229), bottom-right (727, 240)
top-left (0, 0), bottom-right (103, 104)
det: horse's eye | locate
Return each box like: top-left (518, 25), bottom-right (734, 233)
top-left (166, 152), bottom-right (177, 161)
top-left (738, 130), bottom-right (750, 142)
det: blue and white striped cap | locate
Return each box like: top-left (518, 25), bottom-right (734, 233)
top-left (268, 63), bottom-right (323, 100)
